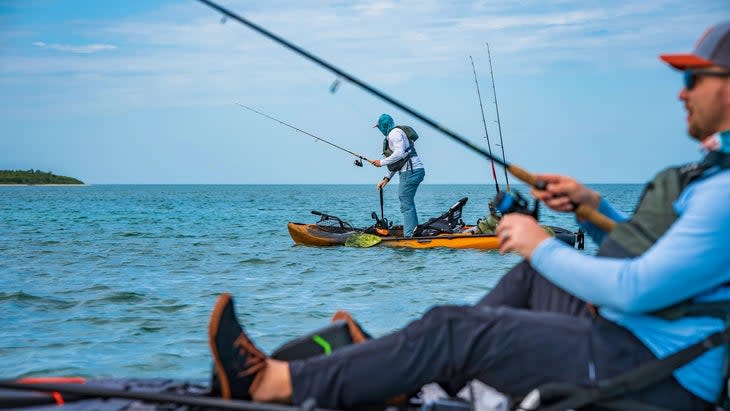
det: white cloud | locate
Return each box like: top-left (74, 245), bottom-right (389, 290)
top-left (32, 41), bottom-right (117, 54)
top-left (2, 0), bottom-right (724, 114)
top-left (352, 1), bottom-right (398, 16)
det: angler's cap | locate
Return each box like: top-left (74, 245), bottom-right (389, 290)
top-left (660, 21), bottom-right (730, 70)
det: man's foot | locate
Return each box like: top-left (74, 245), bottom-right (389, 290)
top-left (331, 310), bottom-right (368, 343)
top-left (208, 293), bottom-right (267, 400)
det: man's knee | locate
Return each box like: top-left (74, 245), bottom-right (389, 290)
top-left (420, 305), bottom-right (475, 325)
top-left (503, 260), bottom-right (540, 282)
top-left (476, 261), bottom-right (540, 308)
top-left (490, 260), bottom-right (541, 295)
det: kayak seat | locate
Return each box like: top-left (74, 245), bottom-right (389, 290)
top-left (413, 197), bottom-right (468, 237)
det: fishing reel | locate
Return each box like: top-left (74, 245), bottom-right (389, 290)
top-left (354, 159), bottom-right (363, 167)
top-left (493, 190), bottom-right (539, 220)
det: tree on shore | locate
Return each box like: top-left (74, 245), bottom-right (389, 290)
top-left (0, 169), bottom-right (84, 185)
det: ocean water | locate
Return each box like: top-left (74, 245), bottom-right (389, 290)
top-left (0, 184), bottom-right (643, 380)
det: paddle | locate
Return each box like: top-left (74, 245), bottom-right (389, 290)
top-left (345, 187), bottom-right (392, 247)
top-left (373, 188), bottom-right (391, 235)
top-left (379, 188), bottom-right (384, 224)
top-left (345, 232), bottom-right (382, 247)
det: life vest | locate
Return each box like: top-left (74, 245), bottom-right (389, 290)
top-left (598, 150), bottom-right (730, 258)
top-left (590, 152), bottom-right (730, 302)
top-left (593, 152), bottom-right (730, 314)
top-left (382, 125), bottom-right (419, 172)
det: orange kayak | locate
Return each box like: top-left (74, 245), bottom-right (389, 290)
top-left (288, 198), bottom-right (583, 250)
top-left (287, 222), bottom-right (579, 250)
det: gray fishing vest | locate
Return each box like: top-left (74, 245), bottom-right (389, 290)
top-left (382, 126), bottom-right (418, 172)
top-left (593, 151), bottom-right (730, 324)
top-left (598, 151), bottom-right (729, 258)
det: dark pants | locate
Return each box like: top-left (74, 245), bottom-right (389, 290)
top-left (289, 261), bottom-right (711, 410)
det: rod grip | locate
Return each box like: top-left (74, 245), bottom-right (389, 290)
top-left (506, 164), bottom-right (538, 187)
top-left (507, 163), bottom-right (616, 232)
top-left (575, 204), bottom-right (616, 232)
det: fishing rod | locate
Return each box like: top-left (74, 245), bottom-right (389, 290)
top-left (469, 55), bottom-right (500, 194)
top-left (196, 0), bottom-right (615, 232)
top-left (0, 379), bottom-right (334, 411)
top-left (486, 42), bottom-right (511, 192)
top-left (236, 103), bottom-right (373, 167)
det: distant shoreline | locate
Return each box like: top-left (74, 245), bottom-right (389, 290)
top-left (0, 184), bottom-right (86, 187)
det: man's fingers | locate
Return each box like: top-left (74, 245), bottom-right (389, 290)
top-left (498, 236), bottom-right (513, 254)
top-left (533, 173), bottom-right (563, 183)
top-left (542, 195), bottom-right (573, 211)
top-left (531, 189), bottom-right (553, 201)
top-left (496, 224), bottom-right (511, 254)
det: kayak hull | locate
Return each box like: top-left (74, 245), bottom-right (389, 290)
top-left (378, 234), bottom-right (500, 250)
top-left (288, 222), bottom-right (579, 250)
top-left (287, 222), bottom-right (355, 246)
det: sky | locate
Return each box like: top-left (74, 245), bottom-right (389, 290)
top-left (1, 0), bottom-right (728, 184)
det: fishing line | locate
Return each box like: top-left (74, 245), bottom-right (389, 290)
top-left (195, 0), bottom-right (615, 232)
top-left (486, 42), bottom-right (511, 192)
top-left (236, 103), bottom-right (373, 167)
top-left (469, 55), bottom-right (500, 194)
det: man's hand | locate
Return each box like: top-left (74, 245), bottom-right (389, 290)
top-left (370, 160), bottom-right (382, 167)
top-left (496, 214), bottom-right (551, 258)
top-left (376, 177), bottom-right (389, 190)
top-left (531, 174), bottom-right (601, 212)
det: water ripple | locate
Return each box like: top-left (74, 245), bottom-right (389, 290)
top-left (0, 184), bottom-right (642, 380)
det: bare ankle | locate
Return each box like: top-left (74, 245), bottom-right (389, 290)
top-left (250, 359), bottom-right (292, 403)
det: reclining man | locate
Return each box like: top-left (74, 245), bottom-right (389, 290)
top-left (208, 22), bottom-right (730, 410)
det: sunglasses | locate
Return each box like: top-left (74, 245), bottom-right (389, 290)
top-left (683, 69), bottom-right (730, 90)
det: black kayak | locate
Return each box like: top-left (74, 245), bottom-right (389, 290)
top-left (3, 318), bottom-right (727, 411)
top-left (0, 378), bottom-right (216, 410)
top-left (0, 321), bottom-right (359, 411)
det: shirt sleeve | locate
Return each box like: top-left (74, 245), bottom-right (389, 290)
top-left (531, 172), bottom-right (730, 313)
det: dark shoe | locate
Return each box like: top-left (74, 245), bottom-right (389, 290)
top-left (208, 293), bottom-right (267, 400)
top-left (331, 310), bottom-right (368, 343)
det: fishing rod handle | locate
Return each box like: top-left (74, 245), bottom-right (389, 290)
top-left (505, 164), bottom-right (544, 189)
top-left (507, 164), bottom-right (616, 232)
top-left (574, 204), bottom-right (616, 232)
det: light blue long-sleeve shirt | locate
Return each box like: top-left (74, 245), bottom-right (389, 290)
top-left (531, 166), bottom-right (730, 402)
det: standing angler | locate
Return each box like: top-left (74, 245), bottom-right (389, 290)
top-left (370, 113), bottom-right (425, 237)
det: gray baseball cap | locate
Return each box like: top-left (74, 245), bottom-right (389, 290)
top-left (660, 21), bottom-right (730, 70)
